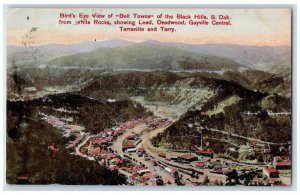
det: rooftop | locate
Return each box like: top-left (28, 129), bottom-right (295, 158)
top-left (263, 167), bottom-right (278, 173)
top-left (275, 160), bottom-right (291, 166)
top-left (179, 154), bottom-right (198, 160)
top-left (196, 149), bottom-right (214, 154)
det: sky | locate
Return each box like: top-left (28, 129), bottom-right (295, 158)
top-left (6, 8), bottom-right (291, 46)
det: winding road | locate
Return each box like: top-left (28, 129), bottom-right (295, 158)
top-left (206, 127), bottom-right (288, 146)
top-left (73, 102), bottom-right (286, 185)
top-left (110, 104), bottom-right (227, 183)
top-left (75, 135), bottom-right (91, 157)
top-left (111, 122), bottom-right (175, 183)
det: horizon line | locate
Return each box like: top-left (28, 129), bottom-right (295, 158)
top-left (7, 38), bottom-right (291, 48)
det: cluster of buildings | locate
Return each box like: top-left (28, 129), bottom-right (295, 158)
top-left (40, 113), bottom-right (85, 149)
top-left (78, 115), bottom-right (172, 185)
top-left (146, 118), bottom-right (172, 129)
top-left (40, 109), bottom-right (291, 186)
top-left (245, 143), bottom-right (291, 181)
top-left (261, 149), bottom-right (291, 185)
top-left (125, 164), bottom-right (162, 186)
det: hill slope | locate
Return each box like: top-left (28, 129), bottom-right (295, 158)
top-left (48, 43), bottom-right (242, 71)
top-left (7, 39), bottom-right (134, 67)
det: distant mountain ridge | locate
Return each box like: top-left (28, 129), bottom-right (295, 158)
top-left (8, 39), bottom-right (290, 71)
top-left (48, 42), bottom-right (241, 71)
top-left (147, 40), bottom-right (290, 66)
top-left (254, 53), bottom-right (291, 77)
top-left (7, 39), bottom-right (135, 66)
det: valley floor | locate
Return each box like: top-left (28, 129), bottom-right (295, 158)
top-left (60, 101), bottom-right (290, 186)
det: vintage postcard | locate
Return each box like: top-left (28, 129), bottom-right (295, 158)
top-left (6, 7), bottom-right (292, 186)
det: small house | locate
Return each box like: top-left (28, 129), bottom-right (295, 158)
top-left (178, 154), bottom-right (198, 162)
top-left (263, 167), bottom-right (279, 178)
top-left (275, 160), bottom-right (291, 170)
top-left (196, 149), bottom-right (214, 158)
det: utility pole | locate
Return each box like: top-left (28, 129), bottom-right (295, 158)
top-left (196, 126), bottom-right (203, 150)
top-left (201, 129), bottom-right (203, 150)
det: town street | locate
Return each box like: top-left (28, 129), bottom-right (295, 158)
top-left (75, 135), bottom-right (91, 157)
top-left (67, 102), bottom-right (289, 185)
top-left (111, 104), bottom-right (227, 183)
top-left (111, 120), bottom-right (175, 183)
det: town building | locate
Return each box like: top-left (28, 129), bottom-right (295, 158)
top-left (263, 167), bottom-right (279, 178)
top-left (196, 149), bottom-right (214, 158)
top-left (178, 154), bottom-right (198, 162)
